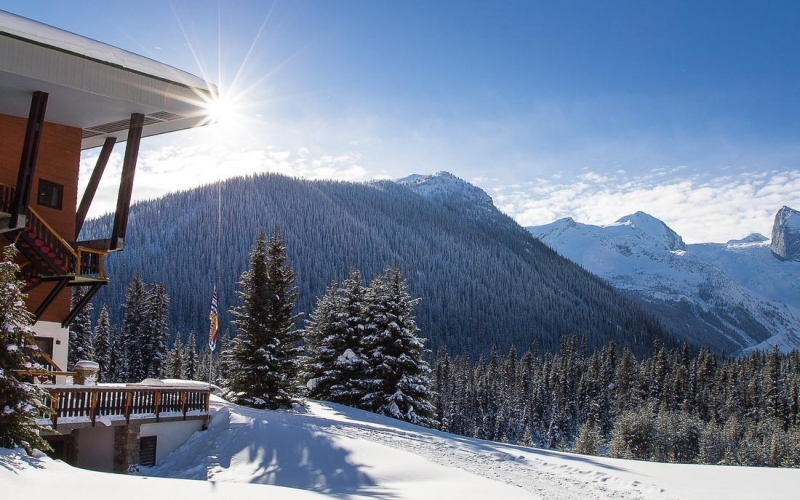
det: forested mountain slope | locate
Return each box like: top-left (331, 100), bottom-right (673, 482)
top-left (82, 172), bottom-right (674, 356)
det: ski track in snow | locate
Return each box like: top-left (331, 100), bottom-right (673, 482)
top-left (315, 415), bottom-right (664, 500)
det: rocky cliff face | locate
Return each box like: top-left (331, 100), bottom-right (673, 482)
top-left (771, 206), bottom-right (800, 261)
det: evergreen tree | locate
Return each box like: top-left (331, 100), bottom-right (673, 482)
top-left (94, 305), bottom-right (113, 382)
top-left (305, 271), bottom-right (371, 406)
top-left (67, 288), bottom-right (94, 369)
top-left (215, 329), bottom-right (231, 385)
top-left (0, 246), bottom-right (51, 453)
top-left (121, 274), bottom-right (148, 382)
top-left (145, 283), bottom-right (170, 378)
top-left (184, 331), bottom-right (198, 380)
top-left (225, 228), bottom-right (302, 409)
top-left (107, 327), bottom-right (122, 382)
top-left (168, 335), bottom-right (185, 379)
top-left (303, 281), bottom-right (345, 398)
top-left (360, 266), bottom-right (436, 425)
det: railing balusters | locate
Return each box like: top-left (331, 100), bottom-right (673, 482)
top-left (42, 387), bottom-right (211, 426)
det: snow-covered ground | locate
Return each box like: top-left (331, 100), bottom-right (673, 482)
top-left (4, 396), bottom-right (800, 499)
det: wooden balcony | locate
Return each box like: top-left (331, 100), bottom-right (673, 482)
top-left (39, 385), bottom-right (212, 429)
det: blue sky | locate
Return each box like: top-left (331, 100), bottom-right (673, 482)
top-left (3, 0), bottom-right (800, 242)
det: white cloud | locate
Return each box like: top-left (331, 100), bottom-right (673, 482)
top-left (78, 140), bottom-right (372, 219)
top-left (491, 169), bottom-right (800, 243)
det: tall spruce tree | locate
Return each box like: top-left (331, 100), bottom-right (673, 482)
top-left (121, 274), bottom-right (148, 382)
top-left (184, 331), bottom-right (198, 380)
top-left (225, 228), bottom-right (302, 409)
top-left (304, 281), bottom-right (346, 399)
top-left (304, 270), bottom-right (370, 406)
top-left (94, 305), bottom-right (113, 382)
top-left (0, 246), bottom-right (51, 453)
top-left (361, 266), bottom-right (436, 425)
top-left (67, 288), bottom-right (94, 370)
top-left (168, 335), bottom-right (185, 379)
top-left (146, 283), bottom-right (170, 378)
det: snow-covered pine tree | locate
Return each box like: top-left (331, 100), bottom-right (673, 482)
top-left (67, 288), bottom-right (94, 370)
top-left (361, 266), bottom-right (436, 426)
top-left (121, 274), bottom-right (148, 382)
top-left (168, 335), bottom-right (184, 379)
top-left (145, 283), bottom-right (170, 378)
top-left (197, 345), bottom-right (212, 382)
top-left (319, 270), bottom-right (371, 407)
top-left (107, 326), bottom-right (123, 382)
top-left (94, 304), bottom-right (112, 382)
top-left (184, 331), bottom-right (197, 380)
top-left (0, 246), bottom-right (51, 453)
top-left (215, 329), bottom-right (231, 386)
top-left (303, 281), bottom-right (345, 399)
top-left (225, 228), bottom-right (302, 409)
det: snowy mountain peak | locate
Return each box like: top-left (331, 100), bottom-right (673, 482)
top-left (771, 205), bottom-right (800, 261)
top-left (399, 171), bottom-right (494, 208)
top-left (610, 211), bottom-right (686, 251)
top-left (726, 233), bottom-right (769, 247)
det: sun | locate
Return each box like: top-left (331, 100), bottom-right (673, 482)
top-left (204, 95), bottom-right (236, 127)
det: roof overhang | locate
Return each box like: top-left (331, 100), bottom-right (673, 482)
top-left (0, 10), bottom-right (217, 150)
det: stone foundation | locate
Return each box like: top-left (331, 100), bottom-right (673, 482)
top-left (113, 422), bottom-right (141, 473)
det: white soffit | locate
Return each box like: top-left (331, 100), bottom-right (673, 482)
top-left (0, 10), bottom-right (217, 150)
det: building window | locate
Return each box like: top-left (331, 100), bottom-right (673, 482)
top-left (37, 179), bottom-right (63, 210)
top-left (33, 336), bottom-right (54, 358)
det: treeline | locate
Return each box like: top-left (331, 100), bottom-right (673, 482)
top-left (432, 337), bottom-right (800, 467)
top-left (75, 275), bottom-right (218, 384)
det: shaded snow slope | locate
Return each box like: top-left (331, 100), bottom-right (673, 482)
top-left (6, 397), bottom-right (800, 499)
top-left (529, 210), bottom-right (800, 353)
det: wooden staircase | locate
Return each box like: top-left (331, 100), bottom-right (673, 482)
top-left (1, 184), bottom-right (109, 325)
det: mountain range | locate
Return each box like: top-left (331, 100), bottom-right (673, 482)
top-left (528, 206), bottom-right (800, 353)
top-left (81, 172), bottom-right (672, 357)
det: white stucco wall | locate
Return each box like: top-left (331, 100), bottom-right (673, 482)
top-left (32, 321), bottom-right (69, 381)
top-left (140, 419), bottom-right (205, 464)
top-left (76, 425), bottom-right (115, 472)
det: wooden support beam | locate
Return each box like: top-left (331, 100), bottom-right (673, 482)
top-left (62, 282), bottom-right (104, 328)
top-left (76, 137), bottom-right (116, 239)
top-left (109, 114), bottom-right (144, 251)
top-left (10, 91), bottom-right (49, 229)
top-left (33, 276), bottom-right (70, 321)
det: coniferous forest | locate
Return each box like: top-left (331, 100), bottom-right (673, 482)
top-left (72, 173), bottom-right (800, 469)
top-left (86, 266), bottom-right (800, 468)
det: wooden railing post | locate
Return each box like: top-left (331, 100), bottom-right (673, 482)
top-left (125, 391), bottom-right (133, 424)
top-left (50, 390), bottom-right (59, 427)
top-left (181, 391), bottom-right (187, 420)
top-left (154, 390), bottom-right (161, 422)
top-left (90, 391), bottom-right (98, 426)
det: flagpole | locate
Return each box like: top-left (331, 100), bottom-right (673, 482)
top-left (208, 182), bottom-right (222, 386)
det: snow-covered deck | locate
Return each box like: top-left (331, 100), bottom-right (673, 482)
top-left (38, 383), bottom-right (211, 430)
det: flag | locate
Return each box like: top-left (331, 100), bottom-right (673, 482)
top-left (208, 286), bottom-right (219, 351)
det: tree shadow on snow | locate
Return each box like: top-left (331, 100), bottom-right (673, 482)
top-left (215, 416), bottom-right (394, 498)
top-left (0, 450), bottom-right (47, 473)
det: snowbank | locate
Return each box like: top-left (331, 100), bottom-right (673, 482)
top-left (4, 397), bottom-right (800, 499)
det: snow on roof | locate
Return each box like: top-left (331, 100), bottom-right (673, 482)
top-left (0, 9), bottom-right (210, 91)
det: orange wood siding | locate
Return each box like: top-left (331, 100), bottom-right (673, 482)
top-left (0, 112), bottom-right (82, 323)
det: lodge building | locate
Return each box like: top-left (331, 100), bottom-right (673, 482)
top-left (1, 10), bottom-right (216, 472)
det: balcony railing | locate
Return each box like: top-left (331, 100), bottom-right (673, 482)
top-left (41, 386), bottom-right (212, 427)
